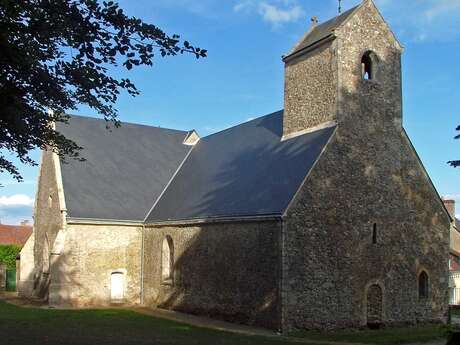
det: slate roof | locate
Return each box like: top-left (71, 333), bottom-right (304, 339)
top-left (146, 111), bottom-right (335, 223)
top-left (57, 112), bottom-right (335, 223)
top-left (56, 115), bottom-right (191, 221)
top-left (284, 5), bottom-right (359, 60)
top-left (0, 224), bottom-right (32, 246)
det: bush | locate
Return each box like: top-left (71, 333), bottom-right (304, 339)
top-left (0, 245), bottom-right (22, 269)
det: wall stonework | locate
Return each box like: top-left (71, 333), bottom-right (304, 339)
top-left (49, 223), bottom-right (142, 306)
top-left (18, 233), bottom-right (35, 296)
top-left (20, 1), bottom-right (449, 333)
top-left (283, 40), bottom-right (337, 137)
top-left (143, 220), bottom-right (282, 330)
top-left (281, 1), bottom-right (450, 331)
top-left (26, 151), bottom-right (65, 300)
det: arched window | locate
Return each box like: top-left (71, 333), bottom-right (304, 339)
top-left (419, 271), bottom-right (429, 299)
top-left (361, 51), bottom-right (378, 80)
top-left (162, 236), bottom-right (174, 284)
top-left (366, 284), bottom-right (383, 327)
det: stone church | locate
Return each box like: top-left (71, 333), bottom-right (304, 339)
top-left (19, 0), bottom-right (451, 331)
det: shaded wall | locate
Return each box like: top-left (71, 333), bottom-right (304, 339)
top-left (282, 2), bottom-right (450, 331)
top-left (27, 151), bottom-right (64, 299)
top-left (143, 220), bottom-right (282, 330)
top-left (18, 233), bottom-right (35, 296)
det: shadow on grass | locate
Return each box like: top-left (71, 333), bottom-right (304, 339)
top-left (291, 324), bottom-right (451, 345)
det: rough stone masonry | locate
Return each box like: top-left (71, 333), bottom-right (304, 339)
top-left (19, 0), bottom-right (451, 333)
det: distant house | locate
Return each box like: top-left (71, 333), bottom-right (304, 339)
top-left (445, 199), bottom-right (460, 305)
top-left (0, 222), bottom-right (32, 247)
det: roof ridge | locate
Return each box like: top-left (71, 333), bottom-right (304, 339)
top-left (143, 143), bottom-right (196, 222)
top-left (63, 113), bottom-right (189, 134)
top-left (201, 110), bottom-right (283, 140)
top-left (0, 224), bottom-right (32, 228)
top-left (283, 4), bottom-right (361, 60)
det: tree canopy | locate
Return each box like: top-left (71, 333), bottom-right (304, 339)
top-left (0, 0), bottom-right (206, 182)
top-left (448, 125), bottom-right (460, 168)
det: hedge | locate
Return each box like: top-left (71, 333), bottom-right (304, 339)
top-left (0, 245), bottom-right (22, 269)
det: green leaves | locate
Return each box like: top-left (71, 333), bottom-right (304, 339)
top-left (0, 0), bottom-right (207, 181)
top-left (0, 245), bottom-right (21, 269)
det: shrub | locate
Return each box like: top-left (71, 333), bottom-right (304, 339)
top-left (0, 245), bottom-right (22, 269)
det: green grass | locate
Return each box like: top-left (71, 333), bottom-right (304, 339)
top-left (450, 308), bottom-right (460, 317)
top-left (291, 324), bottom-right (450, 345)
top-left (0, 301), bottom-right (313, 345)
top-left (0, 300), bottom-right (453, 345)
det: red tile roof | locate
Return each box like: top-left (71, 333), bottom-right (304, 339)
top-left (0, 224), bottom-right (32, 246)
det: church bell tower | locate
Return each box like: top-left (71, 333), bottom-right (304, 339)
top-left (282, 0), bottom-right (403, 140)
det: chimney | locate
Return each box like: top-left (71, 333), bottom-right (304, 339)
top-left (443, 198), bottom-right (455, 219)
top-left (20, 220), bottom-right (30, 226)
top-left (311, 16), bottom-right (318, 26)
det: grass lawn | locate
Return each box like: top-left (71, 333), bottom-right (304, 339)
top-left (0, 301), bottom-right (314, 345)
top-left (450, 308), bottom-right (460, 317)
top-left (292, 325), bottom-right (450, 345)
top-left (0, 300), bottom-right (453, 345)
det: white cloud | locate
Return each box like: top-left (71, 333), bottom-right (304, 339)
top-left (258, 2), bottom-right (304, 26)
top-left (234, 0), bottom-right (305, 27)
top-left (0, 194), bottom-right (34, 207)
top-left (234, 0), bottom-right (254, 13)
top-left (0, 194), bottom-right (34, 225)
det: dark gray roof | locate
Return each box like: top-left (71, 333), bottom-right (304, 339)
top-left (285, 5), bottom-right (359, 59)
top-left (56, 115), bottom-right (190, 221)
top-left (456, 218), bottom-right (460, 229)
top-left (146, 111), bottom-right (336, 223)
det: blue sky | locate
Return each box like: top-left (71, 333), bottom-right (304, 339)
top-left (1, 0), bottom-right (459, 224)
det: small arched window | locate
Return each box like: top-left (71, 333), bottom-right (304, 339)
top-left (361, 51), bottom-right (377, 80)
top-left (418, 271), bottom-right (429, 299)
top-left (162, 236), bottom-right (174, 284)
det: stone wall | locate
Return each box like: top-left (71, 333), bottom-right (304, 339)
top-left (283, 129), bottom-right (450, 331)
top-left (143, 220), bottom-right (282, 330)
top-left (27, 150), bottom-right (65, 300)
top-left (49, 223), bottom-right (142, 306)
top-left (18, 233), bottom-right (35, 297)
top-left (283, 40), bottom-right (337, 137)
top-left (281, 1), bottom-right (450, 331)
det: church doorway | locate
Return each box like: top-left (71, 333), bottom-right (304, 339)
top-left (366, 284), bottom-right (383, 328)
